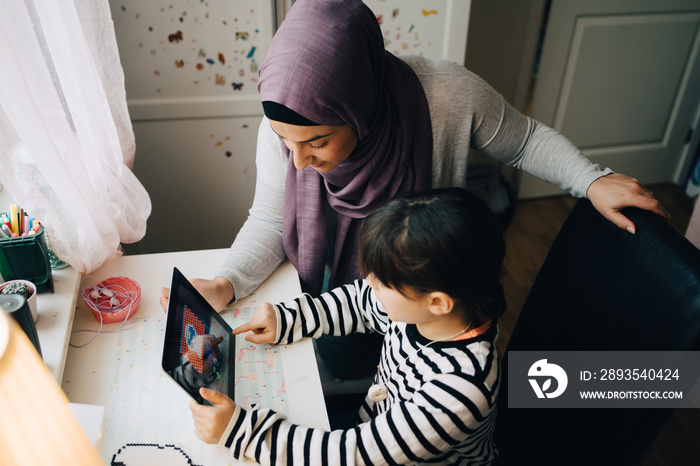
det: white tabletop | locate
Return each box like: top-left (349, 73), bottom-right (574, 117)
top-left (61, 249), bottom-right (329, 465)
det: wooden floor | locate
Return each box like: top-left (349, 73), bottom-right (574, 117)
top-left (498, 183), bottom-right (699, 466)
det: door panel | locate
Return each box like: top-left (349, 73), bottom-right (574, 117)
top-left (519, 0), bottom-right (700, 199)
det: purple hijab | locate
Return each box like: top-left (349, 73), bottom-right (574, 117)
top-left (258, 0), bottom-right (433, 294)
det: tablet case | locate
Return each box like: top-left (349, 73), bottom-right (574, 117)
top-left (162, 267), bottom-right (235, 405)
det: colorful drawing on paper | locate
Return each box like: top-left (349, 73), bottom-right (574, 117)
top-left (226, 307), bottom-right (289, 416)
top-left (63, 306), bottom-right (290, 463)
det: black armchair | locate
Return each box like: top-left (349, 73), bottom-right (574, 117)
top-left (494, 199), bottom-right (700, 465)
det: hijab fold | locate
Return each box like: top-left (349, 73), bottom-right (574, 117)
top-left (259, 0), bottom-right (433, 294)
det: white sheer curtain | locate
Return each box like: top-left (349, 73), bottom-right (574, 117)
top-left (0, 0), bottom-right (151, 274)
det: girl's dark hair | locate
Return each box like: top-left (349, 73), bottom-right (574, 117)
top-left (359, 187), bottom-right (506, 320)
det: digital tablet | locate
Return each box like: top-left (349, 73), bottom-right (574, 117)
top-left (162, 267), bottom-right (235, 405)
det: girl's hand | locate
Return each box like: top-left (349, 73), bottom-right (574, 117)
top-left (160, 277), bottom-right (235, 313)
top-left (232, 302), bottom-right (278, 344)
top-left (586, 173), bottom-right (670, 234)
top-left (190, 388), bottom-right (236, 444)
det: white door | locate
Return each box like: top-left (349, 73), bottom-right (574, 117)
top-left (518, 0), bottom-right (700, 199)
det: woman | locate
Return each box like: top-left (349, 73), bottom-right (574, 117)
top-left (161, 0), bottom-right (667, 378)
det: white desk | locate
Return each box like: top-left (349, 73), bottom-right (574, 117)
top-left (61, 249), bottom-right (329, 465)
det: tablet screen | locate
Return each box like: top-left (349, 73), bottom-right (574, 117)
top-left (162, 267), bottom-right (235, 405)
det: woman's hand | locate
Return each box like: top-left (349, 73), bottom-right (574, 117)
top-left (190, 388), bottom-right (236, 444)
top-left (586, 173), bottom-right (670, 234)
top-left (160, 277), bottom-right (235, 313)
top-left (232, 302), bottom-right (278, 344)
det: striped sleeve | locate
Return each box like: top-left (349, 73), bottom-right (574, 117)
top-left (221, 282), bottom-right (500, 464)
top-left (219, 370), bottom-right (497, 465)
top-left (273, 279), bottom-right (388, 344)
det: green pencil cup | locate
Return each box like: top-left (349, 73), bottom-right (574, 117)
top-left (0, 225), bottom-right (54, 293)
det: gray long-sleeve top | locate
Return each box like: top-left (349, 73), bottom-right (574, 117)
top-left (216, 56), bottom-right (612, 300)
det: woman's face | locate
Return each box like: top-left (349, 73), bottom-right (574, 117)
top-left (269, 120), bottom-right (358, 172)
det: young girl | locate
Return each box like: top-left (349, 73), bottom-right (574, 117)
top-left (189, 188), bottom-right (506, 464)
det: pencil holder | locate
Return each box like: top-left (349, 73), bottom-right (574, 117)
top-left (0, 225), bottom-right (54, 293)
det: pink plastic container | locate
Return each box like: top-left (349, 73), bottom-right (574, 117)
top-left (82, 276), bottom-right (141, 324)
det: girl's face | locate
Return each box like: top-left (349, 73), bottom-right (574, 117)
top-left (269, 120), bottom-right (358, 172)
top-left (366, 273), bottom-right (433, 324)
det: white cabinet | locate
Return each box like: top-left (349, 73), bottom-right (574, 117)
top-left (111, 0), bottom-right (274, 253)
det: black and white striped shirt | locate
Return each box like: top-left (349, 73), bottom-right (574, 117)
top-left (221, 279), bottom-right (500, 465)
